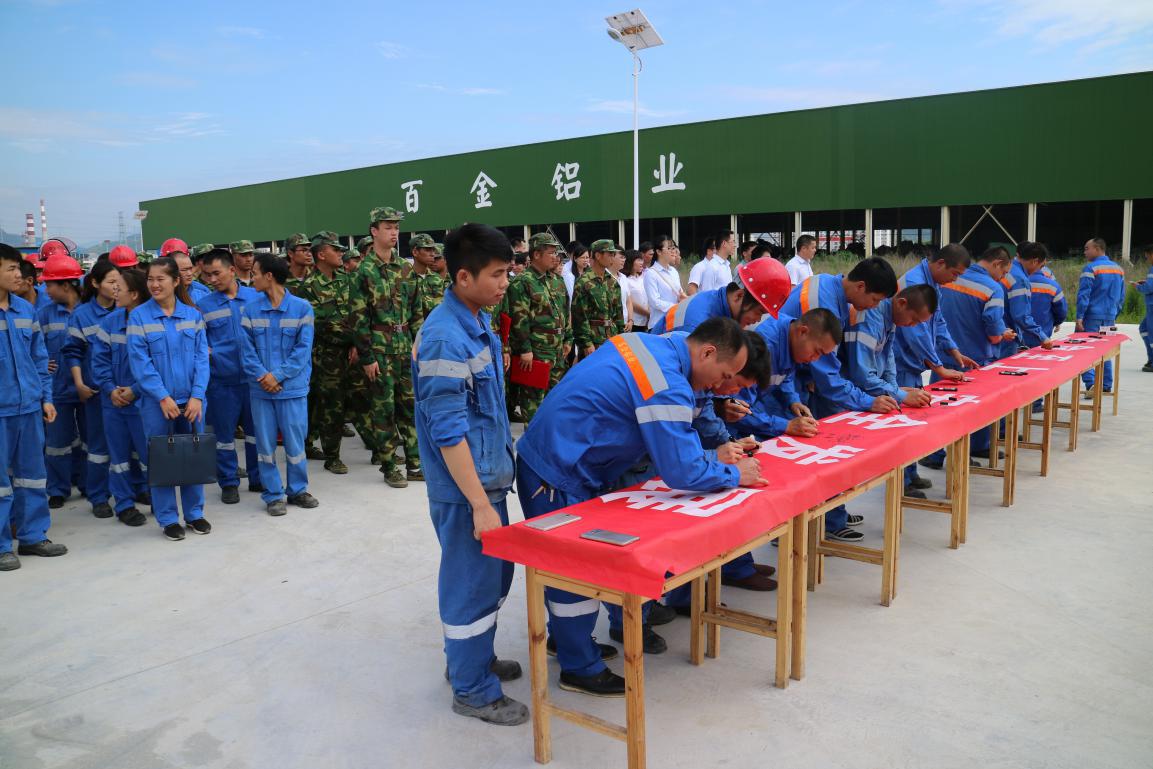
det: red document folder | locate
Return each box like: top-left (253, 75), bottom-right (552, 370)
top-left (509, 359), bottom-right (552, 390)
top-left (499, 313), bottom-right (511, 345)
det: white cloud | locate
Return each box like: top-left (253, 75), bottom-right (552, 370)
top-left (413, 83), bottom-right (506, 96)
top-left (585, 100), bottom-right (684, 118)
top-left (377, 41), bottom-right (408, 59)
top-left (0, 108), bottom-right (225, 151)
top-left (720, 86), bottom-right (888, 110)
top-left (117, 71), bottom-right (199, 89)
top-left (218, 26), bottom-right (266, 39)
top-left (948, 0), bottom-right (1153, 50)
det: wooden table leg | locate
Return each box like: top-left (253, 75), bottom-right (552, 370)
top-left (705, 567), bottom-right (720, 659)
top-left (689, 576), bottom-right (704, 666)
top-left (1068, 376), bottom-right (1080, 452)
top-left (806, 516), bottom-right (821, 591)
top-left (622, 592), bottom-right (646, 769)
top-left (959, 433), bottom-right (971, 545)
top-left (948, 437), bottom-right (962, 549)
top-left (526, 567), bottom-right (552, 765)
top-left (790, 513), bottom-right (808, 682)
top-left (1002, 408), bottom-right (1018, 507)
top-left (1112, 349), bottom-right (1121, 416)
top-left (1092, 360), bottom-right (1104, 432)
top-left (774, 524), bottom-right (793, 689)
top-left (988, 417), bottom-right (1001, 470)
top-left (881, 469), bottom-right (900, 607)
top-left (1040, 390), bottom-right (1054, 477)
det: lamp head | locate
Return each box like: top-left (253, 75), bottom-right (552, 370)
top-left (606, 27), bottom-right (623, 42)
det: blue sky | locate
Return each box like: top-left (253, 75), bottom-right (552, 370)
top-left (2, 0), bottom-right (1151, 245)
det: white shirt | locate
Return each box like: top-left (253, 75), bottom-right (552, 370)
top-left (626, 273), bottom-right (649, 327)
top-left (786, 254), bottom-right (814, 287)
top-left (689, 254), bottom-right (733, 293)
top-left (614, 272), bottom-right (629, 324)
top-left (644, 261), bottom-right (682, 314)
top-left (708, 255), bottom-right (734, 291)
top-left (562, 260), bottom-right (576, 300)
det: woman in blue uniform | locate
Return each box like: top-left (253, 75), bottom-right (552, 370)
top-left (127, 258), bottom-right (211, 541)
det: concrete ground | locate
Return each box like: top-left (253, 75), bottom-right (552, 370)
top-left (2, 326), bottom-right (1150, 769)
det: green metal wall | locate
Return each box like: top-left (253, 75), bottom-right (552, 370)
top-left (141, 72), bottom-right (1153, 247)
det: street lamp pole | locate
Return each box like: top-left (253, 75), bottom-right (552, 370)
top-left (632, 51), bottom-right (640, 250)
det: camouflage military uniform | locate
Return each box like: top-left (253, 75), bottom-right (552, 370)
top-left (295, 232), bottom-right (377, 465)
top-left (348, 207), bottom-right (420, 481)
top-left (283, 233), bottom-right (312, 296)
top-left (506, 234), bottom-right (572, 422)
top-left (571, 239), bottom-right (625, 353)
top-left (403, 233), bottom-right (446, 337)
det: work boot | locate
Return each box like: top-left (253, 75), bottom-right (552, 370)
top-left (383, 467), bottom-right (408, 488)
top-left (187, 518), bottom-right (212, 535)
top-left (753, 563), bottom-right (776, 576)
top-left (0, 552), bottom-right (19, 571)
top-left (971, 448), bottom-right (1004, 460)
top-left (221, 486), bottom-right (240, 505)
top-left (305, 444), bottom-right (325, 461)
top-left (267, 500), bottom-right (288, 517)
top-left (248, 482), bottom-right (265, 493)
top-left (1142, 363), bottom-right (1153, 373)
top-left (608, 624), bottom-right (667, 654)
top-left (918, 457), bottom-right (944, 471)
top-left (721, 572), bottom-right (777, 591)
top-left (558, 669), bottom-right (626, 698)
top-left (451, 695), bottom-right (530, 726)
top-left (407, 467), bottom-right (424, 482)
top-left (163, 523), bottom-right (185, 541)
top-left (117, 507), bottom-right (147, 527)
top-left (443, 658), bottom-right (523, 683)
top-left (546, 636), bottom-right (618, 660)
top-left (903, 486), bottom-right (927, 500)
top-left (238, 467), bottom-right (248, 479)
top-left (342, 424), bottom-right (356, 437)
top-left (647, 602), bottom-right (677, 626)
top-left (17, 540), bottom-right (68, 557)
top-left (287, 492), bottom-right (319, 509)
top-left (48, 495), bottom-right (65, 509)
top-left (908, 475), bottom-right (932, 490)
top-left (92, 502), bottom-right (114, 519)
top-left (324, 459), bottom-right (348, 475)
top-left (134, 490), bottom-right (152, 507)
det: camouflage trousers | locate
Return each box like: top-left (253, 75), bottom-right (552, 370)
top-left (511, 349), bottom-right (568, 424)
top-left (365, 352), bottom-right (419, 473)
top-left (310, 347), bottom-right (378, 461)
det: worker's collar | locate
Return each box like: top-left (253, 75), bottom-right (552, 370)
top-left (443, 287), bottom-right (488, 339)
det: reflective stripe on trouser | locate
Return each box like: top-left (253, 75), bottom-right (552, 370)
top-left (0, 411), bottom-right (51, 553)
top-left (1080, 319), bottom-right (1114, 390)
top-left (103, 404), bottom-right (149, 513)
top-left (82, 398), bottom-right (110, 506)
top-left (432, 498), bottom-right (513, 708)
top-left (140, 399), bottom-right (206, 527)
top-left (252, 396), bottom-right (309, 505)
top-left (44, 400), bottom-right (84, 498)
top-left (516, 456), bottom-right (606, 678)
top-left (206, 381), bottom-right (257, 489)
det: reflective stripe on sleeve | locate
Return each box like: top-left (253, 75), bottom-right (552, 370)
top-left (635, 403), bottom-right (694, 424)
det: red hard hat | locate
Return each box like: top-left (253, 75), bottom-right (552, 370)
top-left (39, 239), bottom-right (70, 260)
top-left (40, 254), bottom-right (84, 282)
top-left (737, 257), bottom-right (792, 318)
top-left (109, 244), bottom-right (139, 267)
top-left (160, 238), bottom-right (188, 257)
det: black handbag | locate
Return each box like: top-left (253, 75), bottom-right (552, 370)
top-left (147, 418), bottom-right (218, 488)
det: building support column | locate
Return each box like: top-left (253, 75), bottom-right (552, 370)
top-left (730, 213), bottom-right (738, 241)
top-left (1121, 199), bottom-right (1133, 262)
top-left (618, 220), bottom-right (626, 247)
top-left (671, 216), bottom-right (680, 244)
top-left (568, 222), bottom-right (576, 244)
top-left (1026, 203), bottom-right (1037, 242)
top-left (523, 224), bottom-right (531, 245)
top-left (864, 208), bottom-right (874, 257)
top-left (939, 206), bottom-right (950, 246)
top-left (793, 211), bottom-right (803, 246)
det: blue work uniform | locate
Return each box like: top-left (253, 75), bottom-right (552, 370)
top-left (844, 299), bottom-right (905, 403)
top-left (1078, 255), bottom-right (1126, 390)
top-left (34, 284), bottom-right (52, 312)
top-left (127, 298), bottom-right (211, 528)
top-left (1029, 272), bottom-right (1068, 339)
top-left (731, 313), bottom-right (802, 440)
top-left (894, 260), bottom-right (959, 380)
top-left (0, 295), bottom-right (54, 555)
top-left (648, 286), bottom-right (730, 334)
top-left (199, 284), bottom-right (261, 490)
top-left (1008, 260), bottom-right (1050, 349)
top-left (1136, 264), bottom-right (1153, 366)
top-left (62, 298), bottom-right (115, 509)
top-left (187, 280), bottom-right (211, 304)
top-left (239, 291), bottom-right (314, 505)
top-left (413, 288), bottom-right (515, 708)
top-left (517, 332), bottom-right (739, 678)
top-left (38, 301), bottom-right (85, 498)
top-left (91, 308), bottom-right (150, 514)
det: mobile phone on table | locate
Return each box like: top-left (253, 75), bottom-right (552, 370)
top-left (524, 513), bottom-right (581, 531)
top-left (580, 529), bottom-right (639, 546)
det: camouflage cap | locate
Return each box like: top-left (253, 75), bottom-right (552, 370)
top-left (590, 238), bottom-right (622, 254)
top-left (529, 232), bottom-right (561, 251)
top-left (311, 230), bottom-right (349, 251)
top-left (189, 243), bottom-right (216, 259)
top-left (229, 239), bottom-right (255, 254)
top-left (355, 235), bottom-right (373, 253)
top-left (433, 243), bottom-right (444, 256)
top-left (284, 233), bottom-right (310, 250)
top-left (409, 233), bottom-right (436, 250)
top-left (369, 206), bottom-right (405, 225)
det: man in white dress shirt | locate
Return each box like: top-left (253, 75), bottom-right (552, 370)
top-left (643, 236), bottom-right (685, 314)
top-left (785, 234), bottom-right (817, 287)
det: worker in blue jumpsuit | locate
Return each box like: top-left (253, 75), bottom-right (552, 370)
top-left (1029, 271), bottom-right (1068, 339)
top-left (517, 317), bottom-right (766, 697)
top-left (779, 258), bottom-right (899, 542)
top-left (39, 257), bottom-right (86, 507)
top-left (0, 244), bottom-right (68, 571)
top-left (16, 260), bottom-right (52, 313)
top-left (127, 257), bottom-right (212, 541)
top-left (1077, 237), bottom-right (1126, 393)
top-left (1007, 241), bottom-right (1055, 351)
top-left (895, 246), bottom-right (978, 487)
top-left (843, 286), bottom-right (937, 479)
top-left (1135, 244), bottom-right (1153, 372)
top-left (412, 224), bottom-right (528, 726)
top-left (90, 268), bottom-right (151, 527)
top-left (931, 246), bottom-right (1015, 463)
top-left (239, 253), bottom-right (318, 516)
top-left (198, 250), bottom-right (261, 504)
top-left (63, 261), bottom-right (122, 519)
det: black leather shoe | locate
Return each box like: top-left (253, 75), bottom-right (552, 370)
top-left (546, 636), bottom-right (618, 660)
top-left (17, 539), bottom-right (68, 557)
top-left (918, 457), bottom-right (943, 471)
top-left (48, 495), bottom-right (65, 509)
top-left (647, 602), bottom-right (677, 626)
top-left (608, 624), bottom-right (667, 654)
top-left (117, 508), bottom-right (147, 527)
top-left (558, 668), bottom-right (626, 698)
top-left (221, 487), bottom-right (240, 505)
top-left (908, 476), bottom-right (933, 490)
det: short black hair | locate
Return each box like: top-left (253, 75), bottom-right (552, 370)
top-left (18, 258), bottom-right (36, 280)
top-left (750, 244), bottom-right (771, 260)
top-left (1018, 241), bottom-right (1049, 262)
top-left (739, 240), bottom-right (756, 256)
top-left (798, 307), bottom-right (843, 346)
top-left (716, 230), bottom-right (735, 245)
top-left (796, 234), bottom-right (816, 250)
top-left (687, 316), bottom-right (746, 360)
top-left (846, 257), bottom-right (898, 296)
top-left (514, 252), bottom-right (528, 266)
top-left (0, 244), bottom-right (21, 265)
top-left (896, 284), bottom-right (937, 314)
top-left (509, 236), bottom-right (525, 248)
top-left (933, 243), bottom-right (972, 269)
top-left (255, 252), bottom-right (289, 285)
top-left (1090, 237), bottom-right (1107, 251)
top-left (728, 281), bottom-right (770, 318)
top-left (702, 237), bottom-right (717, 253)
top-left (738, 330), bottom-right (773, 388)
top-left (638, 241), bottom-right (653, 253)
top-left (201, 249), bottom-right (234, 268)
top-left (980, 245), bottom-right (1011, 264)
top-left (444, 223), bottom-right (513, 282)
